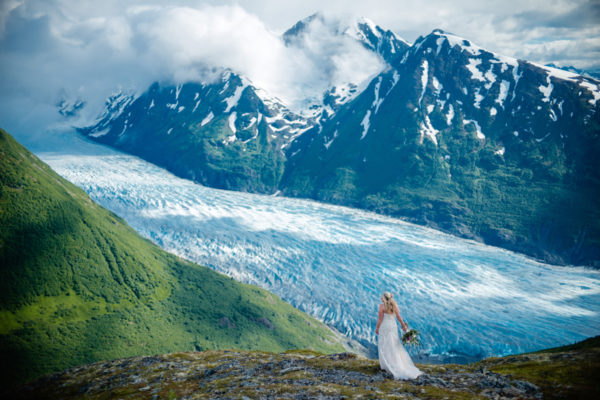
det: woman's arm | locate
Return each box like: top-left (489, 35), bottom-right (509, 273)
top-left (394, 303), bottom-right (408, 332)
top-left (375, 304), bottom-right (384, 335)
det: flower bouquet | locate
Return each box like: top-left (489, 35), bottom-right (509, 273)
top-left (401, 329), bottom-right (420, 346)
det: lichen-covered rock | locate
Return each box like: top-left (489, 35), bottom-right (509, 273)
top-left (12, 336), bottom-right (600, 399)
top-left (10, 350), bottom-right (549, 400)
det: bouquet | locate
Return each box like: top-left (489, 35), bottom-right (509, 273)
top-left (401, 329), bottom-right (420, 346)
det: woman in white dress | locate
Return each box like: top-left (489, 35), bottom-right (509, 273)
top-left (375, 292), bottom-right (423, 379)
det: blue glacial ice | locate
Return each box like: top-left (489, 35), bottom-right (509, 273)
top-left (37, 133), bottom-right (600, 362)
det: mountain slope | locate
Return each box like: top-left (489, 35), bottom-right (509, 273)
top-left (282, 29), bottom-right (600, 266)
top-left (78, 71), bottom-right (310, 193)
top-left (0, 129), bottom-right (347, 388)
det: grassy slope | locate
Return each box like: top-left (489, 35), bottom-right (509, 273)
top-left (477, 336), bottom-right (600, 400)
top-left (0, 129), bottom-right (344, 389)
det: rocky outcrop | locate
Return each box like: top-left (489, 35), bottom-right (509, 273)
top-left (11, 350), bottom-right (546, 399)
top-left (15, 335), bottom-right (600, 399)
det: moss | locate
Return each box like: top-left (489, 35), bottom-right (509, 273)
top-left (409, 385), bottom-right (486, 400)
top-left (282, 349), bottom-right (323, 357)
top-left (305, 354), bottom-right (381, 375)
top-left (481, 351), bottom-right (600, 400)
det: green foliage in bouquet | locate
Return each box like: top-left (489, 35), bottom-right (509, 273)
top-left (402, 329), bottom-right (420, 346)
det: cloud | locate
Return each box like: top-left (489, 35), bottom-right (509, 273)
top-left (235, 0), bottom-right (600, 70)
top-left (0, 1), bottom-right (384, 143)
top-left (0, 0), bottom-right (597, 144)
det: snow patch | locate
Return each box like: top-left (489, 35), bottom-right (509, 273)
top-left (224, 82), bottom-right (248, 113)
top-left (419, 60), bottom-right (429, 106)
top-left (372, 76), bottom-right (384, 113)
top-left (419, 114), bottom-right (438, 145)
top-left (535, 132), bottom-right (551, 142)
top-left (244, 116), bottom-right (258, 130)
top-left (324, 130), bottom-right (339, 149)
top-left (360, 110), bottom-right (371, 139)
top-left (484, 66), bottom-right (496, 90)
top-left (201, 111), bottom-right (214, 127)
top-left (464, 119), bottom-right (485, 140)
top-left (436, 37), bottom-right (445, 55)
top-left (511, 64), bottom-right (523, 102)
top-left (228, 112), bottom-right (237, 134)
top-left (496, 80), bottom-right (510, 107)
top-left (442, 32), bottom-right (482, 56)
top-left (490, 107), bottom-right (497, 116)
top-left (446, 104), bottom-right (454, 125)
top-left (579, 81), bottom-right (600, 105)
top-left (88, 128), bottom-right (110, 138)
top-left (537, 63), bottom-right (579, 83)
top-left (494, 147), bottom-right (505, 156)
top-left (539, 75), bottom-right (553, 102)
top-left (192, 99), bottom-right (201, 113)
top-left (474, 88), bottom-right (483, 109)
top-left (467, 59), bottom-right (485, 82)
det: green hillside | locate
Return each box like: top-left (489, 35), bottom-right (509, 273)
top-left (0, 129), bottom-right (345, 389)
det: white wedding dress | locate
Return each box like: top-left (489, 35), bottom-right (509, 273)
top-left (378, 313), bottom-right (423, 379)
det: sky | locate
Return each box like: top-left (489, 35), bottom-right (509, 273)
top-left (0, 0), bottom-right (598, 143)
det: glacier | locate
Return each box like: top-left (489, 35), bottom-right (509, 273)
top-left (37, 132), bottom-right (600, 362)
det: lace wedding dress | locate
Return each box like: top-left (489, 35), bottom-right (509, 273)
top-left (378, 313), bottom-right (423, 379)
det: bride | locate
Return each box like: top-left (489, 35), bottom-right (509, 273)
top-left (375, 292), bottom-right (423, 379)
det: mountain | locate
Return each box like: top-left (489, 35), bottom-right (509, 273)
top-left (77, 19), bottom-right (600, 266)
top-left (283, 13), bottom-right (409, 66)
top-left (77, 71), bottom-right (311, 194)
top-left (12, 336), bottom-right (600, 399)
top-left (0, 129), bottom-right (349, 389)
top-left (282, 13), bottom-right (409, 120)
top-left (283, 29), bottom-right (600, 266)
top-left (77, 14), bottom-right (405, 195)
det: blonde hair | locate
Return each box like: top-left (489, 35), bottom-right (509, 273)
top-left (382, 292), bottom-right (395, 313)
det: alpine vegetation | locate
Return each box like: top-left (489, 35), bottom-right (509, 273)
top-left (0, 129), bottom-right (348, 389)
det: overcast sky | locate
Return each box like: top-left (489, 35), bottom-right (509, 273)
top-left (0, 0), bottom-right (598, 142)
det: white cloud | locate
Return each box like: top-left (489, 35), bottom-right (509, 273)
top-left (0, 1), bottom-right (385, 142)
